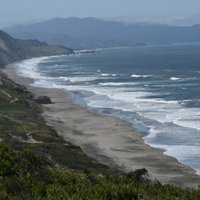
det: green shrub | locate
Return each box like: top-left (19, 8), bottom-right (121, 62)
top-left (1, 143), bottom-right (200, 200)
top-left (0, 144), bottom-right (19, 177)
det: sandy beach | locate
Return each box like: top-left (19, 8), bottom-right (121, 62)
top-left (3, 63), bottom-right (200, 188)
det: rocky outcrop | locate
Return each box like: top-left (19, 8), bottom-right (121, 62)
top-left (0, 72), bottom-right (27, 92)
top-left (0, 72), bottom-right (53, 110)
top-left (35, 96), bottom-right (52, 104)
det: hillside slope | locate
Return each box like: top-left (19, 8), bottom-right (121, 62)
top-left (0, 30), bottom-right (73, 68)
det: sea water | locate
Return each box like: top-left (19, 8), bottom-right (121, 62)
top-left (15, 44), bottom-right (200, 174)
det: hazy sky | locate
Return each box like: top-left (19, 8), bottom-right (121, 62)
top-left (1, 0), bottom-right (200, 28)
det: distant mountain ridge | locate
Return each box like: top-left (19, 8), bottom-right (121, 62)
top-left (5, 17), bottom-right (200, 49)
top-left (0, 30), bottom-right (73, 68)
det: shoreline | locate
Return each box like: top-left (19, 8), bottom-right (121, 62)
top-left (3, 62), bottom-right (200, 188)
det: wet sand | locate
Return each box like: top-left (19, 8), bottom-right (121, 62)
top-left (4, 63), bottom-right (200, 188)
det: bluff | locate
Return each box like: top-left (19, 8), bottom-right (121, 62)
top-left (0, 30), bottom-right (73, 68)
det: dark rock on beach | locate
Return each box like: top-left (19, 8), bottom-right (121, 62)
top-left (35, 95), bottom-right (52, 104)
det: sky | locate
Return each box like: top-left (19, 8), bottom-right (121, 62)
top-left (0, 0), bottom-right (200, 28)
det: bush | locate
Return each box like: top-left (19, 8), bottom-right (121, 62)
top-left (0, 144), bottom-right (19, 177)
top-left (1, 143), bottom-right (200, 200)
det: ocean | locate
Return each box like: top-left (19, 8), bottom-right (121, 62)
top-left (15, 44), bottom-right (200, 174)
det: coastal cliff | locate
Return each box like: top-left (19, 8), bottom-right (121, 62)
top-left (0, 30), bottom-right (73, 68)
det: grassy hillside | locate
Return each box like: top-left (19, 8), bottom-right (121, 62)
top-left (0, 30), bottom-right (73, 68)
top-left (0, 73), bottom-right (109, 173)
top-left (1, 73), bottom-right (200, 199)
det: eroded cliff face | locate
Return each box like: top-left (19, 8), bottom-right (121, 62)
top-left (0, 30), bottom-right (73, 68)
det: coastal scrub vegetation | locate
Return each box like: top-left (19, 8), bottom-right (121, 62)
top-left (1, 144), bottom-right (200, 200)
top-left (0, 74), bottom-right (110, 174)
top-left (1, 74), bottom-right (200, 199)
